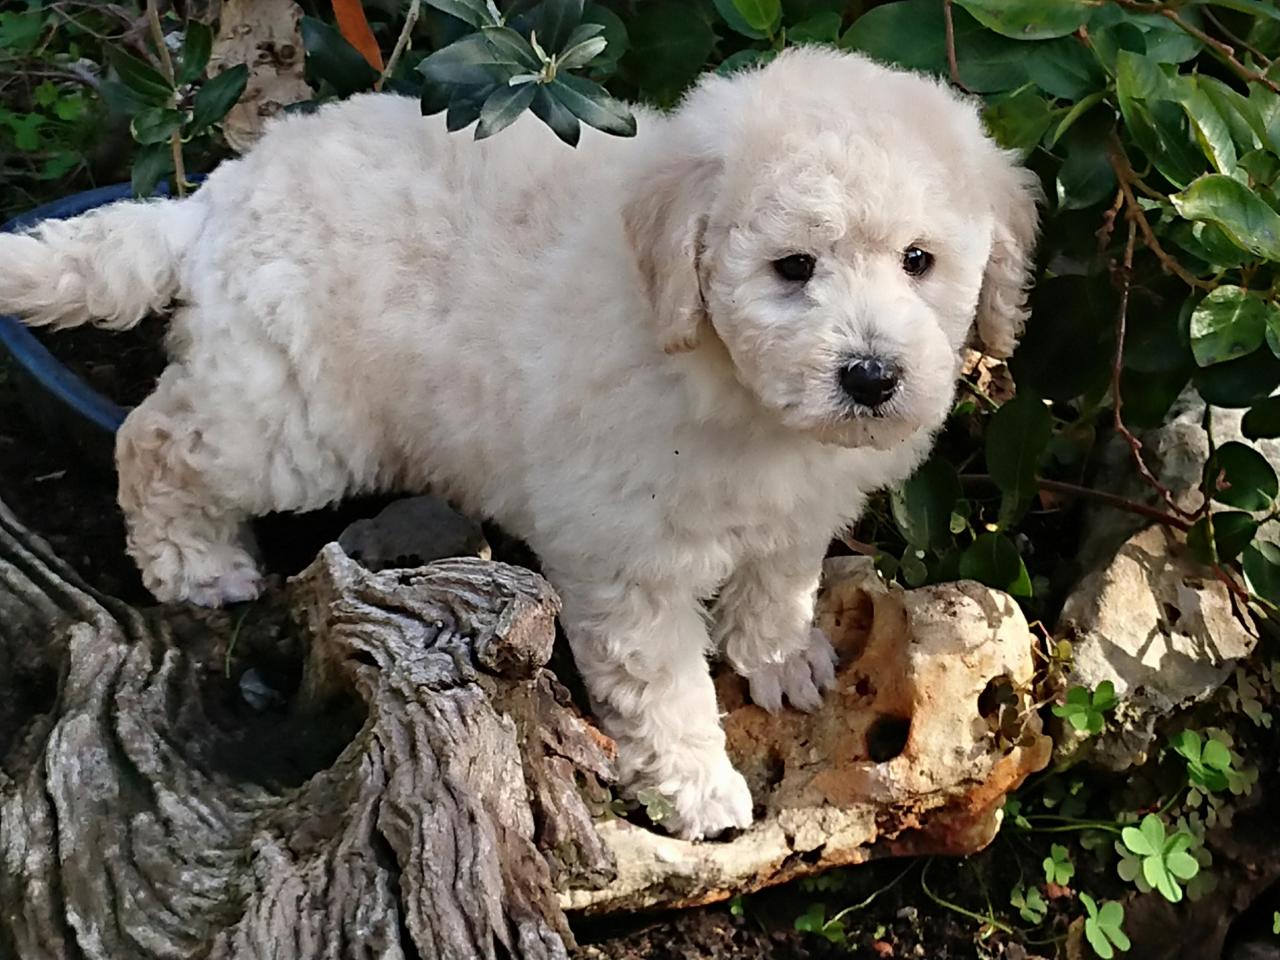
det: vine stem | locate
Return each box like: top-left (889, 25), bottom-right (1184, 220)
top-left (943, 0), bottom-right (972, 93)
top-left (920, 858), bottom-right (1015, 936)
top-left (378, 0), bottom-right (421, 92)
top-left (144, 0), bottom-right (187, 197)
top-left (960, 474), bottom-right (1192, 533)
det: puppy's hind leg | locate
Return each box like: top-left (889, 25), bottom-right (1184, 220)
top-left (116, 376), bottom-right (265, 607)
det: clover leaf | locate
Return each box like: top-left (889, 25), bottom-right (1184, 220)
top-left (1081, 893), bottom-right (1130, 959)
top-left (1052, 681), bottom-right (1119, 734)
top-left (1011, 883), bottom-right (1048, 924)
top-left (1120, 814), bottom-right (1200, 903)
top-left (1044, 843), bottom-right (1076, 886)
top-left (1170, 729), bottom-right (1235, 793)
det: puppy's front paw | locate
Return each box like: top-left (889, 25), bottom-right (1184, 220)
top-left (740, 627), bottom-right (838, 714)
top-left (625, 748), bottom-right (754, 841)
top-left (656, 760), bottom-right (754, 841)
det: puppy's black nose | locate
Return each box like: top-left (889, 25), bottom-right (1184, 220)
top-left (840, 357), bottom-right (899, 408)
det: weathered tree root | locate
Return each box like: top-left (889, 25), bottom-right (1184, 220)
top-left (0, 494), bottom-right (613, 960)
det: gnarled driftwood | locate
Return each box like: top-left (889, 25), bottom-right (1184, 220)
top-left (0, 495), bottom-right (614, 960)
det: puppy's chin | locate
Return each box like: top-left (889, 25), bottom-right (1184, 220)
top-left (806, 415), bottom-right (921, 450)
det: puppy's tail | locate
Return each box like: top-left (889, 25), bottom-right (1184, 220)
top-left (0, 196), bottom-right (206, 331)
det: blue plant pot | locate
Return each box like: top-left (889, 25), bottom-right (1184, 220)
top-left (0, 180), bottom-right (200, 474)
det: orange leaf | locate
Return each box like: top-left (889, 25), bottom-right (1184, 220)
top-left (331, 0), bottom-right (384, 72)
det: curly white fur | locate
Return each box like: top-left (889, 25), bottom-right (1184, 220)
top-left (0, 48), bottom-right (1039, 839)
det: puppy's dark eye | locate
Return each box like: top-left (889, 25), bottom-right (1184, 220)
top-left (902, 246), bottom-right (934, 277)
top-left (772, 254), bottom-right (816, 283)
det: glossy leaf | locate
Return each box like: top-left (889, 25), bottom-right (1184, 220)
top-left (178, 21), bottom-right (213, 87)
top-left (1187, 511), bottom-right (1258, 564)
top-left (788, 12), bottom-right (843, 44)
top-left (1242, 396), bottom-right (1280, 440)
top-left (426, 0), bottom-right (498, 28)
top-left (954, 0), bottom-right (1091, 40)
top-left (418, 32), bottom-right (513, 86)
top-left (189, 65), bottom-right (248, 136)
top-left (548, 73), bottom-right (635, 136)
top-left (475, 81), bottom-right (536, 139)
top-left (625, 2), bottom-right (715, 102)
top-left (891, 458), bottom-right (961, 550)
top-left (1171, 174), bottom-right (1280, 262)
top-left (107, 47), bottom-right (173, 106)
top-left (1243, 541), bottom-right (1280, 606)
top-left (984, 89), bottom-right (1054, 155)
top-left (130, 107), bottom-right (185, 145)
top-left (536, 0), bottom-right (585, 54)
top-left (1205, 441), bottom-right (1279, 511)
top-left (959, 533), bottom-right (1032, 597)
top-left (986, 392), bottom-right (1053, 500)
top-left (481, 26), bottom-right (543, 71)
top-left (130, 141), bottom-right (174, 198)
top-left (530, 85), bottom-right (580, 145)
top-left (301, 16), bottom-right (380, 96)
top-left (1189, 286), bottom-right (1268, 367)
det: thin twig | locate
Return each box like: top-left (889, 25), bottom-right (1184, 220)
top-left (1110, 215), bottom-right (1198, 521)
top-left (1111, 0), bottom-right (1279, 93)
top-left (378, 0), bottom-right (421, 92)
top-left (145, 0), bottom-right (187, 197)
top-left (1108, 139), bottom-right (1214, 292)
top-left (1203, 7), bottom-right (1272, 68)
top-left (960, 474), bottom-right (1192, 532)
top-left (942, 0), bottom-right (972, 94)
top-left (838, 531), bottom-right (882, 558)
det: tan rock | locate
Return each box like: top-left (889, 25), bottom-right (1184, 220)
top-left (1058, 525), bottom-right (1257, 768)
top-left (562, 557), bottom-right (1050, 914)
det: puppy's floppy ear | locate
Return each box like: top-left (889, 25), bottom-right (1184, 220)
top-left (623, 158), bottom-right (718, 354)
top-left (972, 150), bottom-right (1043, 359)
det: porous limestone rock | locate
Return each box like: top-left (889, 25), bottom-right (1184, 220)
top-left (560, 557), bottom-right (1051, 914)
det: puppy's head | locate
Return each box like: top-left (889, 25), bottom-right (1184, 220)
top-left (623, 47), bottom-right (1041, 448)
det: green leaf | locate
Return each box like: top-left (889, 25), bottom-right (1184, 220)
top-left (712, 0), bottom-right (780, 37)
top-left (891, 458), bottom-right (961, 550)
top-left (1188, 511), bottom-right (1259, 564)
top-left (1056, 123), bottom-right (1117, 210)
top-left (983, 88), bottom-right (1054, 156)
top-left (446, 83), bottom-right (496, 131)
top-left (130, 106), bottom-right (185, 145)
top-left (530, 85), bottom-right (580, 145)
top-left (1085, 918), bottom-right (1116, 959)
top-left (1171, 174), bottom-right (1280, 262)
top-left (557, 35), bottom-right (608, 71)
top-left (955, 0), bottom-right (1092, 40)
top-left (1205, 441), bottom-right (1278, 511)
top-left (986, 393), bottom-right (1052, 501)
top-left (474, 81), bottom-right (536, 139)
top-left (1243, 396), bottom-right (1280, 440)
top-left (425, 0), bottom-right (498, 28)
top-left (581, 4), bottom-right (628, 64)
top-left (1244, 541), bottom-right (1280, 605)
top-left (1194, 347), bottom-right (1280, 408)
top-left (717, 48), bottom-right (776, 75)
top-left (624, 2), bottom-right (715, 103)
top-left (959, 533), bottom-right (1031, 596)
top-left (130, 140), bottom-right (174, 198)
top-left (1198, 0), bottom-right (1280, 21)
top-left (548, 73), bottom-right (635, 136)
top-left (839, 0), bottom-right (945, 73)
top-left (481, 26), bottom-right (542, 72)
top-left (1025, 37), bottom-right (1106, 100)
top-left (178, 21), bottom-right (213, 86)
top-left (189, 65), bottom-right (248, 136)
top-left (788, 12), bottom-right (843, 45)
top-left (1122, 825), bottom-right (1159, 858)
top-left (536, 0), bottom-right (585, 54)
top-left (301, 16), bottom-right (380, 96)
top-left (1189, 286), bottom-right (1268, 367)
top-left (419, 31), bottom-right (514, 86)
top-left (107, 47), bottom-right (174, 106)
top-left (1176, 77), bottom-right (1238, 176)
top-left (1201, 739), bottom-right (1232, 771)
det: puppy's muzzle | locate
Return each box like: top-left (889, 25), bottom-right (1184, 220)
top-left (839, 356), bottom-right (900, 410)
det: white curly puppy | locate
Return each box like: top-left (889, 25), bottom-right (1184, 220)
top-left (0, 47), bottom-right (1038, 839)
